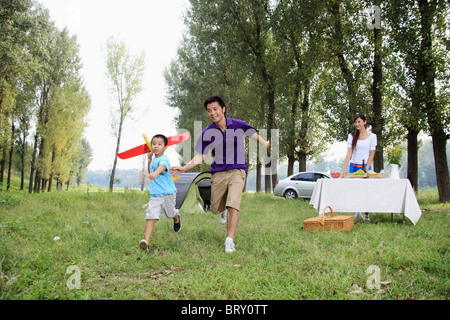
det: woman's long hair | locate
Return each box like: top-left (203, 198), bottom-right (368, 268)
top-left (351, 114), bottom-right (367, 151)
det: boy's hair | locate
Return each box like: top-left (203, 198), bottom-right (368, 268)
top-left (203, 96), bottom-right (226, 112)
top-left (152, 134), bottom-right (168, 146)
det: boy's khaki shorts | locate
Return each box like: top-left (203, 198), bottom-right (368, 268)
top-left (210, 169), bottom-right (246, 214)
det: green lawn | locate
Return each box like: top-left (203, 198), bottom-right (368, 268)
top-left (0, 186), bottom-right (448, 300)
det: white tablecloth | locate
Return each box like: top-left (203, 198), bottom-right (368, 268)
top-left (309, 178), bottom-right (422, 225)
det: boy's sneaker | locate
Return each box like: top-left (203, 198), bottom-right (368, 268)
top-left (174, 215), bottom-right (181, 232)
top-left (139, 239), bottom-right (149, 250)
top-left (224, 238), bottom-right (235, 253)
top-left (220, 210), bottom-right (228, 224)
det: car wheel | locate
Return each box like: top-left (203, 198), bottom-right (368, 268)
top-left (284, 189), bottom-right (298, 199)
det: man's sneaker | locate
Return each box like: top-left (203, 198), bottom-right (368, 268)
top-left (364, 214), bottom-right (371, 222)
top-left (220, 210), bottom-right (228, 224)
top-left (174, 215), bottom-right (181, 232)
top-left (224, 239), bottom-right (235, 254)
top-left (354, 212), bottom-right (364, 220)
top-left (139, 239), bottom-right (149, 250)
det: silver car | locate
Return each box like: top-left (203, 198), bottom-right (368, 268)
top-left (273, 171), bottom-right (331, 199)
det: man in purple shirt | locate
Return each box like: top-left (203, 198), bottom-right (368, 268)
top-left (171, 96), bottom-right (270, 253)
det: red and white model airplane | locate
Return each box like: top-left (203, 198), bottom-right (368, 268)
top-left (117, 131), bottom-right (190, 160)
top-left (117, 131), bottom-right (190, 182)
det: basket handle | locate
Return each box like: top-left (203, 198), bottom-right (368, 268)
top-left (320, 206), bottom-right (334, 225)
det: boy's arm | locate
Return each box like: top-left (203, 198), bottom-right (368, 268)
top-left (149, 164), bottom-right (167, 180)
top-left (250, 132), bottom-right (270, 149)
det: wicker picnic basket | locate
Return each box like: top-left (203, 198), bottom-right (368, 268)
top-left (303, 206), bottom-right (354, 231)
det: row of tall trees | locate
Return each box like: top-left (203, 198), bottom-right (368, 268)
top-left (164, 0), bottom-right (449, 202)
top-left (0, 0), bottom-right (92, 192)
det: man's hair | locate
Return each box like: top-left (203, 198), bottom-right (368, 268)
top-left (152, 134), bottom-right (168, 146)
top-left (203, 96), bottom-right (226, 110)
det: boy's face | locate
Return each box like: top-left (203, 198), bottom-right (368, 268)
top-left (151, 137), bottom-right (167, 156)
top-left (206, 101), bottom-right (226, 124)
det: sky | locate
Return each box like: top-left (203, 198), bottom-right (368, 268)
top-left (39, 0), bottom-right (348, 172)
top-left (40, 0), bottom-right (191, 171)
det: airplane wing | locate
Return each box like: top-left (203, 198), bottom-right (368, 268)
top-left (117, 131), bottom-right (190, 160)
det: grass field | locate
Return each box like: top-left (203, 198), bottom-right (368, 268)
top-left (0, 181), bottom-right (449, 300)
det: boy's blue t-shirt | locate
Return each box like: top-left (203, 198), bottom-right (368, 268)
top-left (149, 154), bottom-right (177, 197)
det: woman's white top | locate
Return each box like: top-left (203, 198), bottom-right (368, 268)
top-left (347, 132), bottom-right (377, 164)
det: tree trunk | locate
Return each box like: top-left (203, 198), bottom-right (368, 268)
top-left (47, 177), bottom-right (53, 192)
top-left (48, 146), bottom-right (56, 192)
top-left (406, 73), bottom-right (423, 192)
top-left (372, 16), bottom-right (384, 173)
top-left (264, 167), bottom-right (271, 193)
top-left (34, 136), bottom-right (46, 193)
top-left (0, 145), bottom-right (6, 184)
top-left (109, 155), bottom-right (118, 192)
top-left (109, 117), bottom-right (123, 192)
top-left (34, 169), bottom-right (41, 193)
top-left (406, 128), bottom-right (419, 191)
top-left (287, 83), bottom-right (300, 178)
top-left (298, 81), bottom-right (310, 172)
top-left (7, 123), bottom-right (15, 190)
top-left (42, 178), bottom-right (47, 193)
top-left (29, 134), bottom-right (39, 193)
top-left (256, 160), bottom-right (262, 192)
top-left (256, 96), bottom-right (263, 193)
top-left (431, 131), bottom-right (450, 202)
top-left (20, 153), bottom-right (25, 191)
top-left (287, 155), bottom-right (294, 177)
top-left (20, 130), bottom-right (26, 191)
top-left (419, 0), bottom-right (450, 202)
top-left (264, 87), bottom-right (276, 193)
top-left (297, 151), bottom-right (307, 172)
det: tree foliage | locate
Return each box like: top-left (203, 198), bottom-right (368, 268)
top-left (0, 0), bottom-right (92, 192)
top-left (165, 0), bottom-right (449, 201)
top-left (105, 37), bottom-right (145, 192)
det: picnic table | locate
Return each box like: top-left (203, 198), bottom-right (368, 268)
top-left (309, 178), bottom-right (422, 225)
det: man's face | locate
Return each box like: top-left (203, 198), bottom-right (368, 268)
top-left (206, 101), bottom-right (226, 124)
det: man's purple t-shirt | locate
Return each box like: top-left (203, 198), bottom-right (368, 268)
top-left (194, 117), bottom-right (257, 174)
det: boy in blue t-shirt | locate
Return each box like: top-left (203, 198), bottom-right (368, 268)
top-left (139, 134), bottom-right (180, 250)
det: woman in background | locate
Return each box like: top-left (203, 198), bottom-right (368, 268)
top-left (342, 114), bottom-right (377, 221)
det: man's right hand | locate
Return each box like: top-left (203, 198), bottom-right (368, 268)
top-left (170, 166), bottom-right (185, 174)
